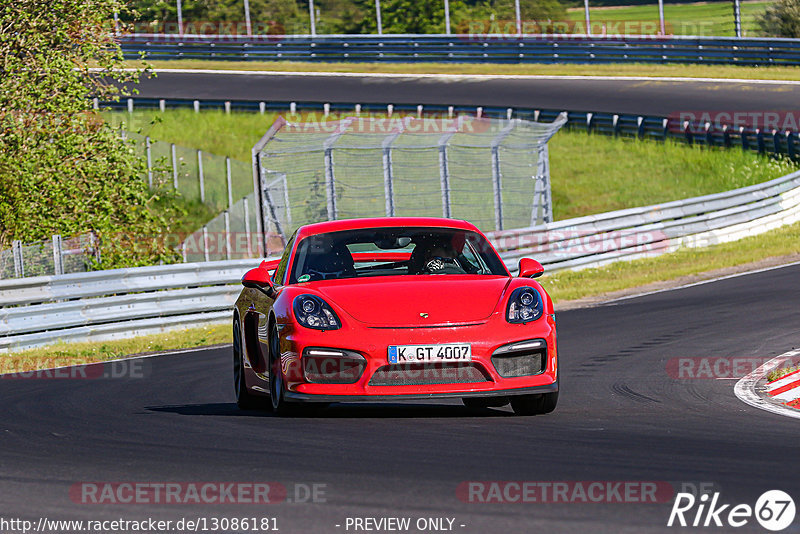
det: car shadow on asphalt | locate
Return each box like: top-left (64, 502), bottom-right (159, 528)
top-left (146, 402), bottom-right (516, 418)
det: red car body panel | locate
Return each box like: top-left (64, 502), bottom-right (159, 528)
top-left (233, 217), bottom-right (558, 406)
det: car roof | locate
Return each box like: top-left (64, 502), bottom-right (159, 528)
top-left (294, 217), bottom-right (481, 240)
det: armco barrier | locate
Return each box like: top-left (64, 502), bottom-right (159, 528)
top-left (2, 169), bottom-right (800, 352)
top-left (119, 34), bottom-right (800, 66)
top-left (490, 169), bottom-right (800, 272)
top-left (0, 259), bottom-right (263, 352)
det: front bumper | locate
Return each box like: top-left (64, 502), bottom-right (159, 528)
top-left (274, 313), bottom-right (558, 400)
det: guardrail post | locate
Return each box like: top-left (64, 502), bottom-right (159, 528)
top-left (224, 101), bottom-right (231, 114)
top-left (683, 121), bottom-right (693, 146)
top-left (52, 235), bottom-right (63, 276)
top-left (662, 118), bottom-right (669, 141)
top-left (226, 157), bottom-right (234, 209)
top-left (612, 114), bottom-right (620, 137)
top-left (705, 122), bottom-right (714, 147)
top-left (740, 126), bottom-right (749, 151)
top-left (171, 143), bottom-right (178, 189)
top-left (197, 149), bottom-right (205, 203)
top-left (259, 102), bottom-right (266, 114)
top-left (756, 128), bottom-right (765, 153)
top-left (585, 112), bottom-right (593, 133)
top-left (722, 125), bottom-right (731, 148)
top-left (12, 240), bottom-right (23, 278)
top-left (159, 99), bottom-right (166, 112)
top-left (637, 116), bottom-right (645, 140)
top-left (382, 147), bottom-right (396, 217)
top-left (145, 136), bottom-right (153, 188)
top-left (127, 98), bottom-right (133, 113)
top-left (787, 131), bottom-right (796, 159)
top-left (772, 129), bottom-right (781, 155)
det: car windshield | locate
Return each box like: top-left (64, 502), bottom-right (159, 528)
top-left (289, 227), bottom-right (507, 283)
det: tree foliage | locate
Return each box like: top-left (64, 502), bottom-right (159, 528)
top-left (125, 0), bottom-right (566, 35)
top-left (0, 0), bottom-right (181, 267)
top-left (757, 0), bottom-right (800, 37)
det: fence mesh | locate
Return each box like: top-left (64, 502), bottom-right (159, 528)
top-left (0, 234), bottom-right (98, 280)
top-left (253, 114), bottom-right (566, 238)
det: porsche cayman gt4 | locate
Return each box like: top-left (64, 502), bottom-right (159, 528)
top-left (232, 217), bottom-right (558, 416)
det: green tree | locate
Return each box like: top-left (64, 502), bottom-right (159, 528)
top-left (757, 0), bottom-right (800, 37)
top-left (0, 0), bottom-right (181, 267)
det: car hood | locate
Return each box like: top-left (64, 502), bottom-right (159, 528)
top-left (313, 276), bottom-right (512, 327)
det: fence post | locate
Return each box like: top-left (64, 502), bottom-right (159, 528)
top-left (202, 226), bottom-right (210, 262)
top-left (193, 100), bottom-right (200, 113)
top-left (12, 240), bottom-right (24, 278)
top-left (159, 99), bottom-right (166, 113)
top-left (226, 157), bottom-right (234, 210)
top-left (324, 148), bottom-right (337, 220)
top-left (224, 210), bottom-right (232, 260)
top-left (491, 146), bottom-right (504, 231)
top-left (438, 145), bottom-right (451, 218)
top-left (52, 234), bottom-right (63, 276)
top-left (146, 136), bottom-right (153, 188)
top-left (382, 147), bottom-right (396, 217)
top-left (171, 143), bottom-right (178, 189)
top-left (539, 144), bottom-right (553, 223)
top-left (243, 196), bottom-right (253, 257)
top-left (197, 149), bottom-right (205, 203)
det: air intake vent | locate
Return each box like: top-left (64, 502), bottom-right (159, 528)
top-left (491, 339), bottom-right (547, 378)
top-left (369, 362), bottom-right (491, 386)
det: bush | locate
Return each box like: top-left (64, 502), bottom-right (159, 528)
top-left (0, 0), bottom-right (182, 268)
top-left (757, 0), bottom-right (800, 37)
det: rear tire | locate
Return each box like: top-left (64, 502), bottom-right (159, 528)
top-left (233, 319), bottom-right (261, 410)
top-left (510, 391), bottom-right (558, 416)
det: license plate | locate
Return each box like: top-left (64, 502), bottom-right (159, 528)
top-left (387, 344), bottom-right (472, 364)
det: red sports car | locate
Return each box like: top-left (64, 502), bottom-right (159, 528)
top-left (232, 217), bottom-right (558, 416)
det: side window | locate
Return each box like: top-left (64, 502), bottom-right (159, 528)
top-left (272, 232), bottom-right (296, 286)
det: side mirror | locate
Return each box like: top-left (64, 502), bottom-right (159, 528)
top-left (242, 267), bottom-right (275, 296)
top-left (518, 258), bottom-right (544, 278)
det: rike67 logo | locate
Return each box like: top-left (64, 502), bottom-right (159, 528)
top-left (668, 490), bottom-right (795, 531)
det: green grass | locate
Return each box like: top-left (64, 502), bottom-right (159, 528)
top-left (105, 109), bottom-right (800, 222)
top-left (566, 0), bottom-right (772, 37)
top-left (767, 365), bottom-right (799, 382)
top-left (2, 324), bottom-right (230, 374)
top-left (137, 59), bottom-right (800, 81)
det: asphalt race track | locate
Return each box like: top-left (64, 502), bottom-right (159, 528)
top-left (130, 70), bottom-right (800, 116)
top-left (1, 263), bottom-right (798, 533)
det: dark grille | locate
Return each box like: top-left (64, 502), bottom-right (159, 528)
top-left (491, 352), bottom-right (544, 378)
top-left (369, 362), bottom-right (491, 386)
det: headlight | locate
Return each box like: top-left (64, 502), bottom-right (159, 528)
top-left (506, 287), bottom-right (544, 324)
top-left (293, 295), bottom-right (341, 330)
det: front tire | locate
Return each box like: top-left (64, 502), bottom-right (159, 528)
top-left (233, 319), bottom-right (261, 410)
top-left (510, 391), bottom-right (558, 416)
top-left (268, 323), bottom-right (293, 415)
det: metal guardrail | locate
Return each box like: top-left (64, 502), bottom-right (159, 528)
top-left (489, 169), bottom-right (800, 272)
top-left (0, 259), bottom-right (263, 351)
top-left (3, 167), bottom-right (800, 351)
top-left (108, 98), bottom-right (800, 159)
top-left (119, 34), bottom-right (800, 66)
